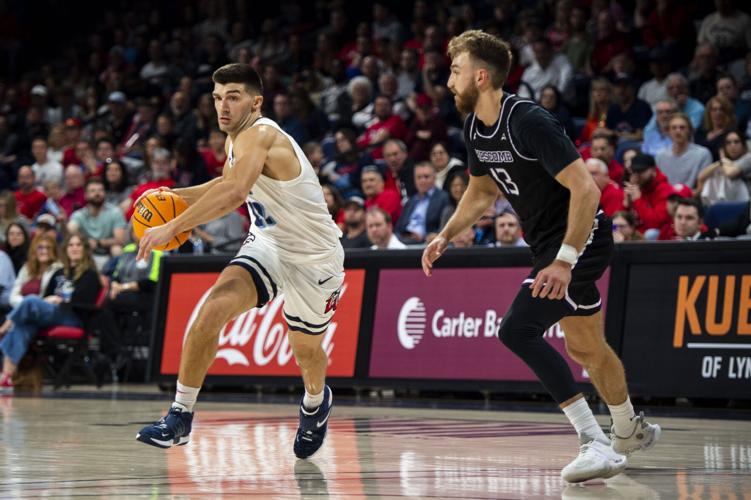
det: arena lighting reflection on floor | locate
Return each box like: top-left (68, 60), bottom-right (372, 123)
top-left (1, 398), bottom-right (750, 498)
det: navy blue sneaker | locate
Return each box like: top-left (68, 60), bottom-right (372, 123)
top-left (136, 406), bottom-right (193, 449)
top-left (294, 386), bottom-right (333, 459)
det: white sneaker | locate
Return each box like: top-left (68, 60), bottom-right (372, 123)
top-left (561, 439), bottom-right (628, 483)
top-left (610, 411), bottom-right (661, 455)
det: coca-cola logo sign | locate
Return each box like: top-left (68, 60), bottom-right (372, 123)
top-left (159, 270), bottom-right (365, 377)
top-left (185, 287), bottom-right (347, 367)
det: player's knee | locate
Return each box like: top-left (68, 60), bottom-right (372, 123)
top-left (497, 316), bottom-right (534, 352)
top-left (290, 340), bottom-right (319, 365)
top-left (565, 339), bottom-right (606, 367)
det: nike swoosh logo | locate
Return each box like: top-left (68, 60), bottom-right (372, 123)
top-left (318, 276), bottom-right (333, 285)
top-left (316, 411), bottom-right (330, 428)
top-left (150, 437), bottom-right (173, 447)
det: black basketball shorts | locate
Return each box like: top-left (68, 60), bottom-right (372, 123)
top-left (523, 211), bottom-right (613, 318)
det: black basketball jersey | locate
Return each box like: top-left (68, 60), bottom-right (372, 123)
top-left (464, 94), bottom-right (581, 250)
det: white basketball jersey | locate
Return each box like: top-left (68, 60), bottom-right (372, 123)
top-left (228, 117), bottom-right (342, 262)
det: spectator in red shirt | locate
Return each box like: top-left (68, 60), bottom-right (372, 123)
top-left (588, 131), bottom-right (624, 184)
top-left (126, 147), bottom-right (176, 219)
top-left (624, 153), bottom-right (674, 237)
top-left (61, 118), bottom-right (83, 167)
top-left (14, 166), bottom-right (47, 220)
top-left (59, 165), bottom-right (86, 217)
top-left (405, 93), bottom-right (448, 161)
top-left (590, 11), bottom-right (631, 75)
top-left (361, 165), bottom-right (402, 224)
top-left (586, 158), bottom-right (624, 217)
top-left (200, 129), bottom-right (227, 177)
top-left (357, 95), bottom-right (407, 160)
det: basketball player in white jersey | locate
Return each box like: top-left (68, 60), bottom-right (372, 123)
top-left (135, 64), bottom-right (344, 459)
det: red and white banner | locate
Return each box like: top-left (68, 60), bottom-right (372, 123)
top-left (159, 270), bottom-right (365, 377)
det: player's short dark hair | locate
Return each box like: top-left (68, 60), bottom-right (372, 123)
top-left (212, 63), bottom-right (264, 95)
top-left (447, 30), bottom-right (512, 89)
top-left (676, 197), bottom-right (703, 218)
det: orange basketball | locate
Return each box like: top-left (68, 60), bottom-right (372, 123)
top-left (131, 191), bottom-right (191, 251)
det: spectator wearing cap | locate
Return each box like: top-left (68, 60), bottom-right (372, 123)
top-left (366, 207), bottom-right (406, 250)
top-left (395, 162), bottom-right (449, 244)
top-left (642, 99), bottom-right (677, 156)
top-left (98, 91), bottom-right (133, 147)
top-left (638, 47), bottom-right (670, 107)
top-left (356, 95), bottom-right (407, 160)
top-left (494, 211), bottom-right (527, 247)
top-left (361, 165), bottom-right (402, 224)
top-left (68, 178), bottom-right (127, 259)
top-left (518, 37), bottom-right (573, 103)
top-left (59, 165), bottom-right (86, 218)
top-left (30, 136), bottom-right (63, 187)
top-left (33, 213), bottom-right (61, 241)
top-left (340, 196), bottom-right (371, 249)
top-left (643, 73), bottom-right (705, 137)
top-left (624, 153), bottom-right (674, 236)
top-left (405, 93), bottom-right (448, 161)
top-left (656, 113), bottom-right (712, 188)
top-left (606, 77), bottom-right (652, 143)
top-left (29, 84), bottom-right (50, 120)
top-left (14, 167), bottom-right (47, 220)
top-left (586, 158), bottom-right (624, 217)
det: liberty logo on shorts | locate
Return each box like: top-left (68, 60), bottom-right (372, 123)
top-left (324, 288), bottom-right (341, 314)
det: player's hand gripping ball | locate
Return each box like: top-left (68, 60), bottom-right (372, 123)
top-left (131, 191), bottom-right (191, 250)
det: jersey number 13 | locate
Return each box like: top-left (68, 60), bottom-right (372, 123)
top-left (489, 167), bottom-right (520, 196)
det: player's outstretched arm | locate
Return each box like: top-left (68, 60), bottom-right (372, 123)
top-left (422, 174), bottom-right (498, 276)
top-left (137, 127), bottom-right (272, 260)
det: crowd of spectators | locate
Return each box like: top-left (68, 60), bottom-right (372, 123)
top-left (1, 0), bottom-right (750, 258)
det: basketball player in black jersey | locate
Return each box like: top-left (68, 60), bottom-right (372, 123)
top-left (422, 30), bottom-right (660, 483)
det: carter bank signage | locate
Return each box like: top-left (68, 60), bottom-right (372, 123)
top-left (369, 268), bottom-right (609, 381)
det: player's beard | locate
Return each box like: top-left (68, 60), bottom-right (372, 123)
top-left (455, 84), bottom-right (479, 114)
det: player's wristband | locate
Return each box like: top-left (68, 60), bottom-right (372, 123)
top-left (555, 244), bottom-right (578, 266)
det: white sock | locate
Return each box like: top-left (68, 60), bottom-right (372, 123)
top-left (608, 397), bottom-right (636, 437)
top-left (303, 389), bottom-right (324, 410)
top-left (562, 397), bottom-right (609, 445)
top-left (173, 382), bottom-right (200, 413)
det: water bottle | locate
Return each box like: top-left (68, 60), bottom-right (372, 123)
top-left (60, 280), bottom-right (74, 303)
top-left (191, 234), bottom-right (204, 255)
